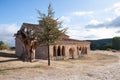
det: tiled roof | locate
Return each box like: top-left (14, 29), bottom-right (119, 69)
top-left (21, 23), bottom-right (42, 31)
top-left (61, 38), bottom-right (89, 43)
top-left (60, 38), bottom-right (90, 44)
top-left (19, 23), bottom-right (89, 43)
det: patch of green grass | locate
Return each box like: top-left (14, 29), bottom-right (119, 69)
top-left (0, 70), bottom-right (7, 75)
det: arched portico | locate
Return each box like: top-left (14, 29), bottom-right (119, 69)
top-left (62, 46), bottom-right (65, 56)
top-left (57, 46), bottom-right (61, 56)
top-left (69, 48), bottom-right (74, 59)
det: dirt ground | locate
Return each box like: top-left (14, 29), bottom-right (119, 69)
top-left (0, 50), bottom-right (120, 80)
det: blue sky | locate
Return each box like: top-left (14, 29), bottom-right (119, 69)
top-left (0, 0), bottom-right (120, 46)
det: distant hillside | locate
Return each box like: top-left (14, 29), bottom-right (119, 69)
top-left (88, 38), bottom-right (112, 44)
top-left (87, 38), bottom-right (112, 50)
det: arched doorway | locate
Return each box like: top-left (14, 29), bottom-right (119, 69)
top-left (57, 46), bottom-right (61, 56)
top-left (81, 47), bottom-right (84, 55)
top-left (62, 46), bottom-right (65, 56)
top-left (69, 48), bottom-right (74, 59)
top-left (85, 47), bottom-right (87, 54)
top-left (53, 46), bottom-right (56, 56)
top-left (79, 47), bottom-right (82, 54)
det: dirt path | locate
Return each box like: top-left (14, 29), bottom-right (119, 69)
top-left (0, 50), bottom-right (120, 80)
top-left (32, 51), bottom-right (120, 80)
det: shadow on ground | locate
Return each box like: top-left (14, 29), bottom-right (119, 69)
top-left (0, 52), bottom-right (17, 58)
top-left (0, 52), bottom-right (20, 63)
top-left (0, 58), bottom-right (20, 63)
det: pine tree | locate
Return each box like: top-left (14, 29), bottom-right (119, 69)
top-left (112, 37), bottom-right (120, 50)
top-left (36, 4), bottom-right (66, 66)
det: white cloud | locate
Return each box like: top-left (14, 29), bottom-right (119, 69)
top-left (105, 18), bottom-right (112, 22)
top-left (65, 23), bottom-right (120, 40)
top-left (80, 2), bottom-right (120, 40)
top-left (58, 3), bottom-right (120, 40)
top-left (104, 8), bottom-right (112, 12)
top-left (0, 24), bottom-right (20, 46)
top-left (86, 28), bottom-right (115, 39)
top-left (88, 20), bottom-right (102, 25)
top-left (59, 16), bottom-right (71, 23)
top-left (113, 2), bottom-right (120, 16)
top-left (105, 2), bottom-right (120, 16)
top-left (88, 19), bottom-right (112, 26)
top-left (72, 11), bottom-right (94, 16)
top-left (60, 16), bottom-right (119, 40)
top-left (86, 16), bottom-right (120, 28)
top-left (81, 28), bottom-right (119, 40)
top-left (88, 28), bottom-right (120, 39)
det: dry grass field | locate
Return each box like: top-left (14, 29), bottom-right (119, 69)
top-left (0, 50), bottom-right (120, 80)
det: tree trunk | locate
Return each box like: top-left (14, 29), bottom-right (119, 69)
top-left (48, 45), bottom-right (50, 66)
top-left (30, 47), bottom-right (35, 62)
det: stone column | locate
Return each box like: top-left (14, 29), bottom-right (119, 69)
top-left (60, 46), bottom-right (62, 56)
top-left (49, 45), bottom-right (53, 59)
top-left (55, 45), bottom-right (58, 57)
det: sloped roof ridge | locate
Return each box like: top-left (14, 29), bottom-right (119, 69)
top-left (61, 38), bottom-right (89, 42)
top-left (23, 22), bottom-right (39, 26)
top-left (21, 22), bottom-right (41, 31)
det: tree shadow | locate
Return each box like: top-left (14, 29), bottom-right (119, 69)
top-left (0, 52), bottom-right (20, 63)
top-left (0, 52), bottom-right (17, 58)
top-left (0, 66), bottom-right (26, 72)
top-left (0, 58), bottom-right (20, 63)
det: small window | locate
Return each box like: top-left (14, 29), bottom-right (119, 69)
top-left (24, 28), bottom-right (27, 32)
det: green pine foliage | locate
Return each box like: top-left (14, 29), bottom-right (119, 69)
top-left (89, 39), bottom-right (112, 50)
top-left (36, 4), bottom-right (66, 45)
top-left (35, 4), bottom-right (66, 66)
top-left (89, 37), bottom-right (120, 50)
top-left (0, 41), bottom-right (10, 50)
top-left (112, 37), bottom-right (120, 50)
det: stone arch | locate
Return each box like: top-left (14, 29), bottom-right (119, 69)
top-left (57, 46), bottom-right (61, 56)
top-left (69, 48), bottom-right (74, 59)
top-left (78, 47), bottom-right (82, 55)
top-left (79, 47), bottom-right (81, 50)
top-left (53, 46), bottom-right (56, 56)
top-left (81, 47), bottom-right (84, 55)
top-left (62, 46), bottom-right (65, 56)
top-left (77, 46), bottom-right (81, 55)
top-left (85, 47), bottom-right (87, 54)
top-left (81, 47), bottom-right (87, 55)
